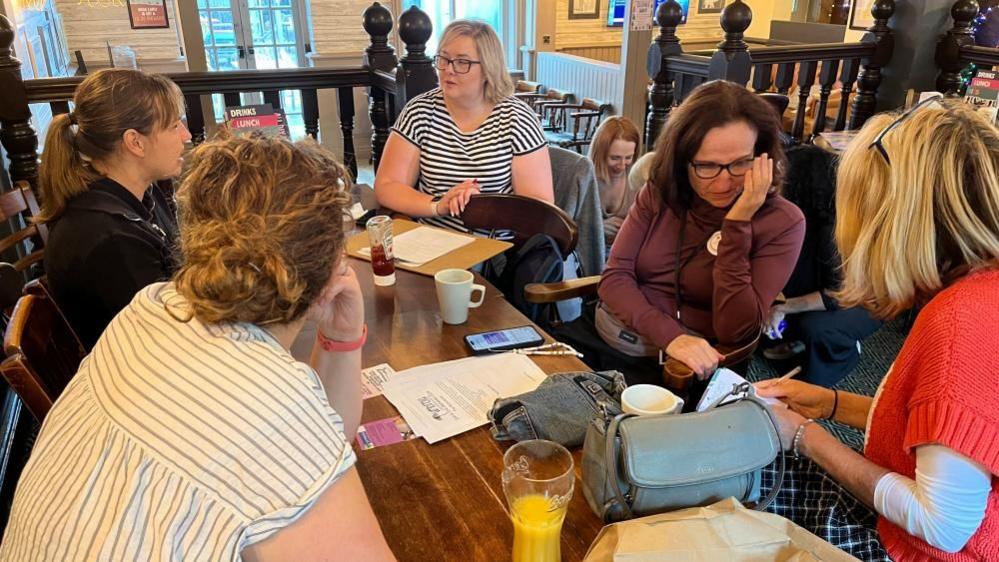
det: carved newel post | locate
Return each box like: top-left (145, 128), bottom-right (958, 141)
top-left (396, 6), bottom-right (437, 109)
top-left (935, 0), bottom-right (979, 95)
top-left (363, 2), bottom-right (397, 171)
top-left (708, 0), bottom-right (753, 85)
top-left (645, 0), bottom-right (684, 152)
top-left (848, 0), bottom-right (896, 129)
top-left (0, 15), bottom-right (40, 192)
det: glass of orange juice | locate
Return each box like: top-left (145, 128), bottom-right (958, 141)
top-left (502, 440), bottom-right (574, 562)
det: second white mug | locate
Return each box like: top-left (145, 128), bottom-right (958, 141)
top-left (621, 384), bottom-right (684, 416)
top-left (434, 268), bottom-right (486, 325)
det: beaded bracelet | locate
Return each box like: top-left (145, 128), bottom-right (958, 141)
top-left (792, 419), bottom-right (817, 459)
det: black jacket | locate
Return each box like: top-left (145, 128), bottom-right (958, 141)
top-left (45, 178), bottom-right (179, 350)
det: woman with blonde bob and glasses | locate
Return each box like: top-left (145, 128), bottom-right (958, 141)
top-left (0, 137), bottom-right (396, 562)
top-left (40, 68), bottom-right (191, 350)
top-left (375, 19), bottom-right (553, 237)
top-left (755, 98), bottom-right (999, 560)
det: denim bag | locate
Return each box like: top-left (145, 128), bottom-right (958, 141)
top-left (488, 370), bottom-right (626, 448)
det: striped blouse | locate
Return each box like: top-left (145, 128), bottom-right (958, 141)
top-left (392, 87), bottom-right (548, 236)
top-left (0, 283), bottom-right (355, 562)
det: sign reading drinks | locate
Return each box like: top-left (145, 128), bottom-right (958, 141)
top-left (965, 69), bottom-right (999, 126)
top-left (127, 0), bottom-right (169, 29)
top-left (223, 104), bottom-right (290, 139)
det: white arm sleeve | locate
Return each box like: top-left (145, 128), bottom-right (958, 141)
top-left (874, 444), bottom-right (992, 553)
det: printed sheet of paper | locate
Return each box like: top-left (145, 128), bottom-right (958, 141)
top-left (361, 363), bottom-right (396, 399)
top-left (356, 416), bottom-right (418, 450)
top-left (696, 368), bottom-right (781, 412)
top-left (382, 353), bottom-right (548, 444)
top-left (358, 226), bottom-right (475, 266)
top-left (630, 0), bottom-right (653, 31)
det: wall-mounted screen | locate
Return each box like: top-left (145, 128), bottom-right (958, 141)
top-left (607, 0), bottom-right (689, 27)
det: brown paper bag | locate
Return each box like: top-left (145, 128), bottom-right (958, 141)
top-left (583, 497), bottom-right (860, 562)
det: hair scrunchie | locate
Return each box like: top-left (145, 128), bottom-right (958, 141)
top-left (67, 112), bottom-right (78, 125)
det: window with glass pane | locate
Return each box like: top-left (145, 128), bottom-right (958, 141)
top-left (200, 0), bottom-right (308, 139)
top-left (403, 1), bottom-right (506, 62)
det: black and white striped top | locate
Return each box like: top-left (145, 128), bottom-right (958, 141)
top-left (392, 88), bottom-right (547, 236)
top-left (0, 283), bottom-right (355, 562)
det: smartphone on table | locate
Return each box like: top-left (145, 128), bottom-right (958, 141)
top-left (464, 325), bottom-right (545, 354)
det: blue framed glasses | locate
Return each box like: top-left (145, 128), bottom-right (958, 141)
top-left (869, 95), bottom-right (946, 166)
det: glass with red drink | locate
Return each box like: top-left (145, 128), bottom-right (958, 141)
top-left (366, 215), bottom-right (396, 286)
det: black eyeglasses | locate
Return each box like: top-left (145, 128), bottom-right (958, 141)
top-left (433, 55), bottom-right (481, 74)
top-left (688, 157), bottom-right (755, 180)
top-left (869, 95), bottom-right (946, 165)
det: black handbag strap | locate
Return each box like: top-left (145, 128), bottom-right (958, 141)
top-left (603, 412), bottom-right (634, 521)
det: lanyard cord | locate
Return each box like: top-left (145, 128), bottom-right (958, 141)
top-left (672, 209), bottom-right (716, 322)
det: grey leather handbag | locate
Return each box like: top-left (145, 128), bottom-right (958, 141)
top-left (581, 383), bottom-right (785, 523)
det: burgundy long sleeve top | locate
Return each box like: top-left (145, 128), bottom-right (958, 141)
top-left (598, 183), bottom-right (805, 349)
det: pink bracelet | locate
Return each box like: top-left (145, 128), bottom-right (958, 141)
top-left (316, 324), bottom-right (367, 352)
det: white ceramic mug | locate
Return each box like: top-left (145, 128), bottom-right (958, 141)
top-left (621, 384), bottom-right (684, 416)
top-left (434, 268), bottom-right (486, 325)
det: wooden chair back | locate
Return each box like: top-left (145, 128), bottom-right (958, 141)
top-left (537, 89), bottom-right (574, 130)
top-left (515, 80), bottom-right (541, 93)
top-left (0, 291), bottom-right (86, 422)
top-left (0, 182), bottom-right (47, 275)
top-left (461, 194), bottom-right (578, 257)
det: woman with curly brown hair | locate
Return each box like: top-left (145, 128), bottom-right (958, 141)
top-left (0, 137), bottom-right (396, 562)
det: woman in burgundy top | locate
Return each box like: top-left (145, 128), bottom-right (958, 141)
top-left (593, 80), bottom-right (805, 384)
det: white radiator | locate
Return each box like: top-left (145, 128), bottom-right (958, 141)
top-left (536, 52), bottom-right (622, 114)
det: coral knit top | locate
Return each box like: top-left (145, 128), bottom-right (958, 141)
top-left (865, 268), bottom-right (999, 561)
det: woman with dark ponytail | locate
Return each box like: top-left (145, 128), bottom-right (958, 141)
top-left (41, 68), bottom-right (190, 349)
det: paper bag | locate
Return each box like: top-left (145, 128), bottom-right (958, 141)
top-left (583, 497), bottom-right (860, 562)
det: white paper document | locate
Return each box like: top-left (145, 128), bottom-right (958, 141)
top-left (361, 363), bottom-right (396, 399)
top-left (359, 226), bottom-right (475, 266)
top-left (381, 353), bottom-right (548, 444)
top-left (696, 368), bottom-right (782, 412)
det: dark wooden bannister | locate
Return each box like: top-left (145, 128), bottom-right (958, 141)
top-left (0, 1), bottom-right (439, 193)
top-left (936, 0), bottom-right (999, 95)
top-left (645, 0), bottom-right (896, 149)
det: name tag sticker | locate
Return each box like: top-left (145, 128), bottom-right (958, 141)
top-left (706, 231), bottom-right (722, 256)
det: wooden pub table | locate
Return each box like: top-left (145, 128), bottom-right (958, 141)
top-left (296, 259), bottom-right (605, 561)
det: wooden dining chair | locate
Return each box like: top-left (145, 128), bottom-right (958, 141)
top-left (461, 193), bottom-right (578, 257)
top-left (543, 98), bottom-right (611, 153)
top-left (0, 290), bottom-right (87, 423)
top-left (461, 194), bottom-right (580, 328)
top-left (533, 89), bottom-right (575, 131)
top-left (0, 182), bottom-right (48, 275)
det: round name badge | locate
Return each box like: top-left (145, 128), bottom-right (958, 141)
top-left (706, 231), bottom-right (722, 256)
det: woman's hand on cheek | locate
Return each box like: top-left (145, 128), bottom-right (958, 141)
top-left (308, 260), bottom-right (365, 342)
top-left (725, 153), bottom-right (772, 222)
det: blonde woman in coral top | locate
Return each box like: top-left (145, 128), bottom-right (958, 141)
top-left (756, 98), bottom-right (999, 561)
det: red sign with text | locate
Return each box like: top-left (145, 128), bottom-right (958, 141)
top-left (128, 0), bottom-right (169, 29)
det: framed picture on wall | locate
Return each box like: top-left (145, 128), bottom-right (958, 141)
top-left (569, 0), bottom-right (600, 20)
top-left (697, 0), bottom-right (724, 14)
top-left (849, 0), bottom-right (876, 31)
top-left (127, 0), bottom-right (170, 29)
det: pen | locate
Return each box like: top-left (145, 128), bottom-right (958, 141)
top-left (776, 366), bottom-right (802, 383)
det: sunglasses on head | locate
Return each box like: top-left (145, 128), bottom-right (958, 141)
top-left (869, 95), bottom-right (946, 166)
